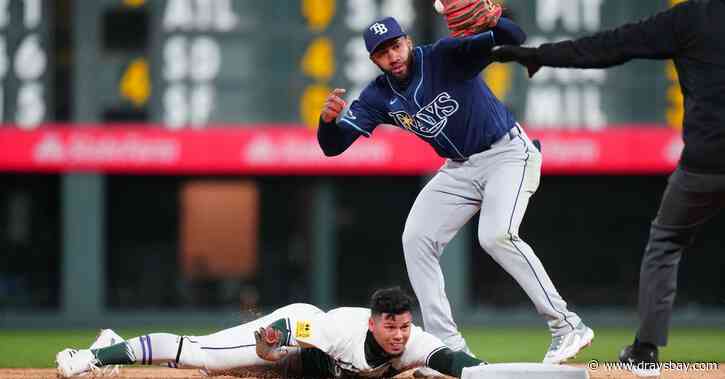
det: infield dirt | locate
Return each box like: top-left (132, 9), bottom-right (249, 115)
top-left (1, 365), bottom-right (724, 379)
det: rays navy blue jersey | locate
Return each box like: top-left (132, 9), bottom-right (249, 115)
top-left (335, 21), bottom-right (523, 160)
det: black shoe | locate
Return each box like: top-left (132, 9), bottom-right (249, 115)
top-left (619, 342), bottom-right (660, 377)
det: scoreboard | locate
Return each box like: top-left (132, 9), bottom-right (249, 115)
top-left (0, 0), bottom-right (50, 129)
top-left (104, 0), bottom-right (423, 129)
top-left (72, 0), bottom-right (680, 131)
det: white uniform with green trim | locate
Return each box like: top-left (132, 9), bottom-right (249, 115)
top-left (292, 306), bottom-right (447, 376)
top-left (179, 303), bottom-right (446, 376)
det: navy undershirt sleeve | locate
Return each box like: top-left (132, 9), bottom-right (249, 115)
top-left (317, 117), bottom-right (361, 156)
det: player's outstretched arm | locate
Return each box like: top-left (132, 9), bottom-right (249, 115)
top-left (427, 348), bottom-right (485, 377)
top-left (491, 17), bottom-right (525, 46)
top-left (435, 16), bottom-right (524, 54)
top-left (254, 326), bottom-right (301, 362)
top-left (433, 16), bottom-right (526, 79)
top-left (317, 88), bottom-right (361, 156)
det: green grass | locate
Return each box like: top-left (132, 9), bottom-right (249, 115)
top-left (464, 327), bottom-right (725, 363)
top-left (1, 327), bottom-right (723, 368)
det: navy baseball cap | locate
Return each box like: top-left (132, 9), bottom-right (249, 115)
top-left (364, 17), bottom-right (407, 54)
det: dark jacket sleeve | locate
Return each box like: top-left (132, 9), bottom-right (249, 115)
top-left (535, 1), bottom-right (694, 68)
top-left (317, 117), bottom-right (361, 156)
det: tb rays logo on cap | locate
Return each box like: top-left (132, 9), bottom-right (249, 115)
top-left (369, 22), bottom-right (389, 35)
top-left (364, 17), bottom-right (406, 54)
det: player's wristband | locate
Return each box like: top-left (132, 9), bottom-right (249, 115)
top-left (319, 116), bottom-right (337, 130)
top-left (428, 348), bottom-right (485, 377)
top-left (267, 318), bottom-right (292, 346)
top-left (317, 116), bottom-right (359, 156)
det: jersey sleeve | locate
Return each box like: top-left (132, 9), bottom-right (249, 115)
top-left (398, 326), bottom-right (448, 369)
top-left (433, 17), bottom-right (526, 79)
top-left (289, 311), bottom-right (341, 354)
top-left (433, 34), bottom-right (495, 79)
top-left (338, 85), bottom-right (390, 137)
top-left (317, 117), bottom-right (361, 156)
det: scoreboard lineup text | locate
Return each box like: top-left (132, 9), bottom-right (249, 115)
top-left (0, 0), bottom-right (49, 129)
top-left (0, 0), bottom-right (681, 130)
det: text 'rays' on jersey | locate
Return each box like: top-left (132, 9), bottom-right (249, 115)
top-left (388, 92), bottom-right (459, 138)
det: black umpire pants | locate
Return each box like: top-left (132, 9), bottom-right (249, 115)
top-left (637, 167), bottom-right (725, 346)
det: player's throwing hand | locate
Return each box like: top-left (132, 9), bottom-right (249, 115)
top-left (320, 88), bottom-right (347, 123)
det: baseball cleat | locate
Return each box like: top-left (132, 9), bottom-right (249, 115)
top-left (542, 322), bottom-right (594, 364)
top-left (619, 342), bottom-right (660, 377)
top-left (55, 348), bottom-right (101, 377)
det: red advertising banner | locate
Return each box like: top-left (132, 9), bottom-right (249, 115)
top-left (0, 124), bottom-right (682, 175)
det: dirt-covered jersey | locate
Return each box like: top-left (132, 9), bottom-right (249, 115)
top-left (288, 307), bottom-right (446, 377)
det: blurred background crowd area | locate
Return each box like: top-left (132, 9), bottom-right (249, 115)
top-left (0, 0), bottom-right (723, 328)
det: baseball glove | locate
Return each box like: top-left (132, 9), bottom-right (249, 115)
top-left (436, 0), bottom-right (503, 37)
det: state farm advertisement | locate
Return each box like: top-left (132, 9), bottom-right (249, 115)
top-left (0, 124), bottom-right (681, 175)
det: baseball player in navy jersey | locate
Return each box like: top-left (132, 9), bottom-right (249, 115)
top-left (317, 16), bottom-right (593, 364)
top-left (56, 288), bottom-right (486, 378)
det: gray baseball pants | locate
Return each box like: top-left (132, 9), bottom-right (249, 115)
top-left (637, 167), bottom-right (725, 346)
top-left (402, 125), bottom-right (581, 351)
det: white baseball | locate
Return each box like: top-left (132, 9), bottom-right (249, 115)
top-left (434, 0), bottom-right (445, 14)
